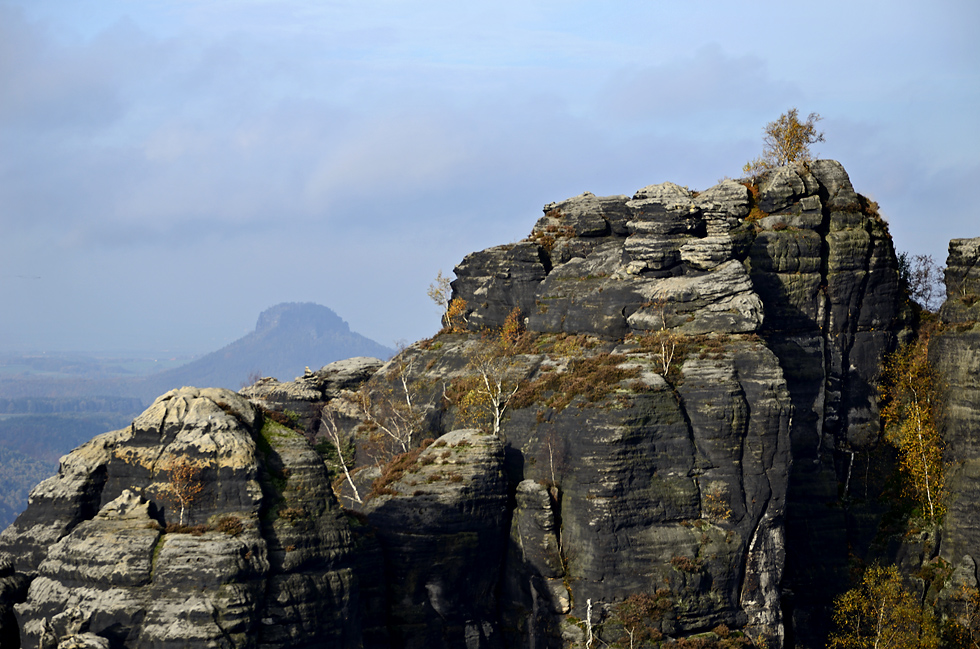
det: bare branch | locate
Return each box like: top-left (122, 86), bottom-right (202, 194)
top-left (320, 407), bottom-right (362, 504)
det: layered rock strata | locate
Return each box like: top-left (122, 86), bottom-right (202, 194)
top-left (932, 239), bottom-right (980, 574)
top-left (449, 160), bottom-right (905, 646)
top-left (363, 429), bottom-right (508, 649)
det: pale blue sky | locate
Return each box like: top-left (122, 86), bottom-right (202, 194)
top-left (2, 1), bottom-right (978, 354)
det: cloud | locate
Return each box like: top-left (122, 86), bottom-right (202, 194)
top-left (303, 113), bottom-right (469, 213)
top-left (0, 6), bottom-right (167, 134)
top-left (1, 0), bottom-right (977, 354)
top-left (596, 45), bottom-right (799, 126)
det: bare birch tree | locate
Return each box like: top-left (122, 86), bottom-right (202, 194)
top-left (347, 354), bottom-right (426, 463)
top-left (470, 340), bottom-right (521, 436)
top-left (879, 336), bottom-right (945, 521)
top-left (320, 406), bottom-right (362, 504)
top-left (454, 308), bottom-right (526, 436)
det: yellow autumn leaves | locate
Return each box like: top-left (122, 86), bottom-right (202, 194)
top-left (879, 334), bottom-right (945, 522)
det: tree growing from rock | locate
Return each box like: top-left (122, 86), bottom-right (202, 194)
top-left (466, 344), bottom-right (520, 437)
top-left (162, 458), bottom-right (207, 526)
top-left (897, 251), bottom-right (946, 313)
top-left (649, 298), bottom-right (680, 376)
top-left (945, 583), bottom-right (980, 648)
top-left (444, 297), bottom-right (468, 333)
top-left (427, 270), bottom-right (452, 312)
top-left (455, 308), bottom-right (526, 436)
top-left (879, 335), bottom-right (946, 521)
top-left (539, 427), bottom-right (568, 490)
top-left (348, 354), bottom-right (426, 463)
top-left (743, 108), bottom-right (824, 176)
top-left (829, 563), bottom-right (939, 649)
top-left (319, 406), bottom-right (362, 504)
top-left (428, 270), bottom-right (469, 333)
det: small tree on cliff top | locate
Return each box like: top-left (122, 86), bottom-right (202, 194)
top-left (429, 270), bottom-right (468, 333)
top-left (428, 270), bottom-right (452, 313)
top-left (743, 108), bottom-right (824, 176)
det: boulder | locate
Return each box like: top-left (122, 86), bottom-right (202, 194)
top-left (240, 357), bottom-right (383, 424)
top-left (453, 243), bottom-right (551, 331)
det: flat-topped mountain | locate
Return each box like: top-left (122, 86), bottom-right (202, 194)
top-left (137, 302), bottom-right (394, 400)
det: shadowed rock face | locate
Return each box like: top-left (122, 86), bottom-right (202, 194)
top-left (0, 162), bottom-right (937, 649)
top-left (363, 429), bottom-right (508, 649)
top-left (931, 239), bottom-right (980, 581)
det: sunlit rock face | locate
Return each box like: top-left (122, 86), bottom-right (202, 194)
top-left (0, 387), bottom-right (364, 649)
top-left (435, 160), bottom-right (908, 648)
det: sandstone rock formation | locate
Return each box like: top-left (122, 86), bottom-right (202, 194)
top-left (931, 238), bottom-right (980, 580)
top-left (362, 429), bottom-right (508, 649)
top-left (0, 387), bottom-right (364, 649)
top-left (448, 160), bottom-right (905, 646)
top-left (241, 356), bottom-right (384, 432)
top-left (3, 161), bottom-right (969, 649)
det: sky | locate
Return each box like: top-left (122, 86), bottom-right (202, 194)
top-left (1, 0), bottom-right (978, 356)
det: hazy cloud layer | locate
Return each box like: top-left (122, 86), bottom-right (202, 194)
top-left (1, 0), bottom-right (977, 354)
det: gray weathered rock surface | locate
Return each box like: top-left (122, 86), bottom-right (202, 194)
top-left (241, 356), bottom-right (384, 432)
top-left (0, 387), bottom-right (363, 649)
top-left (932, 239), bottom-right (980, 573)
top-left (363, 429), bottom-right (508, 649)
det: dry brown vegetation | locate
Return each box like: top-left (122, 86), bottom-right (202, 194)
top-left (510, 353), bottom-right (639, 413)
top-left (368, 438), bottom-right (436, 499)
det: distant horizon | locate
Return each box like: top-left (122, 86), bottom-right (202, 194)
top-left (0, 301), bottom-right (396, 359)
top-left (0, 349), bottom-right (202, 361)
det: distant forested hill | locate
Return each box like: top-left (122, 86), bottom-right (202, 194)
top-left (0, 412), bottom-right (135, 528)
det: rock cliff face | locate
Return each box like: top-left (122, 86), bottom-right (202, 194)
top-left (0, 161), bottom-right (945, 649)
top-left (363, 429), bottom-right (508, 649)
top-left (931, 239), bottom-right (980, 580)
top-left (440, 159), bottom-right (906, 647)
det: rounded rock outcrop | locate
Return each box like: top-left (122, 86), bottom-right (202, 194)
top-left (0, 387), bottom-right (364, 649)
